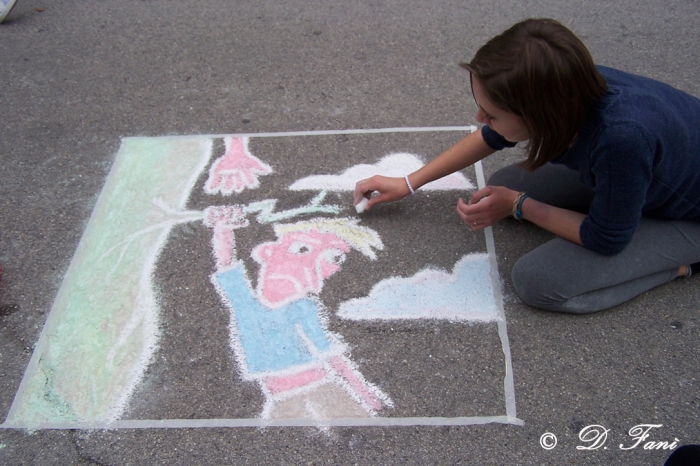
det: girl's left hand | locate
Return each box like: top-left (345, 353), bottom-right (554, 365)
top-left (456, 186), bottom-right (519, 231)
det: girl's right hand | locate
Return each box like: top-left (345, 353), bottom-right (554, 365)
top-left (354, 175), bottom-right (412, 211)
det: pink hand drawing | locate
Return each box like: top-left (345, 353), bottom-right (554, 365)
top-left (205, 137), bottom-right (272, 195)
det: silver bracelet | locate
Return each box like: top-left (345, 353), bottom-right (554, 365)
top-left (404, 175), bottom-right (416, 195)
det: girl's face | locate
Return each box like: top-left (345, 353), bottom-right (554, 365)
top-left (472, 76), bottom-right (529, 143)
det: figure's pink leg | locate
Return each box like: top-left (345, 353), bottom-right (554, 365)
top-left (328, 356), bottom-right (385, 411)
top-left (264, 368), bottom-right (327, 394)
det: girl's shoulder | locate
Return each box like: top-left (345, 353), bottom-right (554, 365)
top-left (598, 66), bottom-right (679, 91)
top-left (597, 65), bottom-right (700, 110)
top-left (593, 66), bottom-right (700, 137)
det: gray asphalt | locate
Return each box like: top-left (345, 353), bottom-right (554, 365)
top-left (1, 0), bottom-right (699, 464)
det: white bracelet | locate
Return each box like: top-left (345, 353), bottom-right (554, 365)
top-left (404, 175), bottom-right (416, 195)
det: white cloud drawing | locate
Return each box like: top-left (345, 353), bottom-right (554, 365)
top-left (289, 153), bottom-right (475, 191)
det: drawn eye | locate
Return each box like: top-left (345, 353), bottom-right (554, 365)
top-left (288, 242), bottom-right (311, 255)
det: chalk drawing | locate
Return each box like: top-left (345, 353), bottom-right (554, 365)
top-left (205, 137), bottom-right (272, 195)
top-left (207, 214), bottom-right (392, 418)
top-left (4, 137), bottom-right (213, 426)
top-left (289, 153), bottom-right (475, 191)
top-left (4, 129), bottom-right (521, 430)
top-left (203, 205), bottom-right (249, 270)
top-left (252, 228), bottom-right (350, 308)
top-left (338, 254), bottom-right (499, 322)
top-left (245, 191), bottom-right (341, 224)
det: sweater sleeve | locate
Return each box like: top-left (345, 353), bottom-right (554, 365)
top-left (580, 123), bottom-right (655, 255)
top-left (481, 125), bottom-right (518, 151)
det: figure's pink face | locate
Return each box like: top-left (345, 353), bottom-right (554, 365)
top-left (252, 230), bottom-right (350, 307)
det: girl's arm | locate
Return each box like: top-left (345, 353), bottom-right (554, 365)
top-left (520, 197), bottom-right (585, 245)
top-left (456, 186), bottom-right (585, 245)
top-left (354, 128), bottom-right (496, 210)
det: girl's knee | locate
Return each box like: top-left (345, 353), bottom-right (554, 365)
top-left (511, 257), bottom-right (548, 308)
top-left (511, 255), bottom-right (579, 313)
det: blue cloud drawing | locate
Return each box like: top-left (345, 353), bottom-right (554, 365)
top-left (337, 254), bottom-right (499, 322)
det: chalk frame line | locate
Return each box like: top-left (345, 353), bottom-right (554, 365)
top-left (1, 126), bottom-right (522, 430)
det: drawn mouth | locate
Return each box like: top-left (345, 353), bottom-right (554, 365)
top-left (260, 274), bottom-right (306, 306)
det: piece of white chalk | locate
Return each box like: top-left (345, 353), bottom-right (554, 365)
top-left (355, 197), bottom-right (369, 214)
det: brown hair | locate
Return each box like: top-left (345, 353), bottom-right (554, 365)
top-left (460, 18), bottom-right (608, 170)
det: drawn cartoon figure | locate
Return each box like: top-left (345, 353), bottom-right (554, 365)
top-left (204, 206), bottom-right (392, 419)
top-left (205, 137), bottom-right (272, 195)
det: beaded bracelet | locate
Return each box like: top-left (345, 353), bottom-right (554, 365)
top-left (404, 175), bottom-right (416, 195)
top-left (511, 192), bottom-right (525, 218)
top-left (512, 192), bottom-right (530, 220)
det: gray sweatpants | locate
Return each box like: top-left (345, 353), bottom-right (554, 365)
top-left (488, 163), bottom-right (700, 314)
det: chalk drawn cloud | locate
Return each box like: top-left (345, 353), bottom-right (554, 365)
top-left (337, 254), bottom-right (498, 322)
top-left (289, 153), bottom-right (475, 191)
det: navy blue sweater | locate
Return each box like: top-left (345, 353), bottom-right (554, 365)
top-left (483, 66), bottom-right (700, 255)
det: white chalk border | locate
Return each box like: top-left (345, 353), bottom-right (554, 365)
top-left (1, 127), bottom-right (522, 430)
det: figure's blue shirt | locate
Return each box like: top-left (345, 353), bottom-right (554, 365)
top-left (483, 66), bottom-right (700, 255)
top-left (214, 264), bottom-right (331, 375)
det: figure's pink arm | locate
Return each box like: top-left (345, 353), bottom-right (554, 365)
top-left (203, 205), bottom-right (249, 269)
top-left (205, 137), bottom-right (272, 195)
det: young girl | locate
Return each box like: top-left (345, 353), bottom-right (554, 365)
top-left (354, 18), bottom-right (700, 314)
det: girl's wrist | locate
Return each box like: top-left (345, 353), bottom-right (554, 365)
top-left (512, 192), bottom-right (530, 220)
top-left (404, 175), bottom-right (416, 195)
